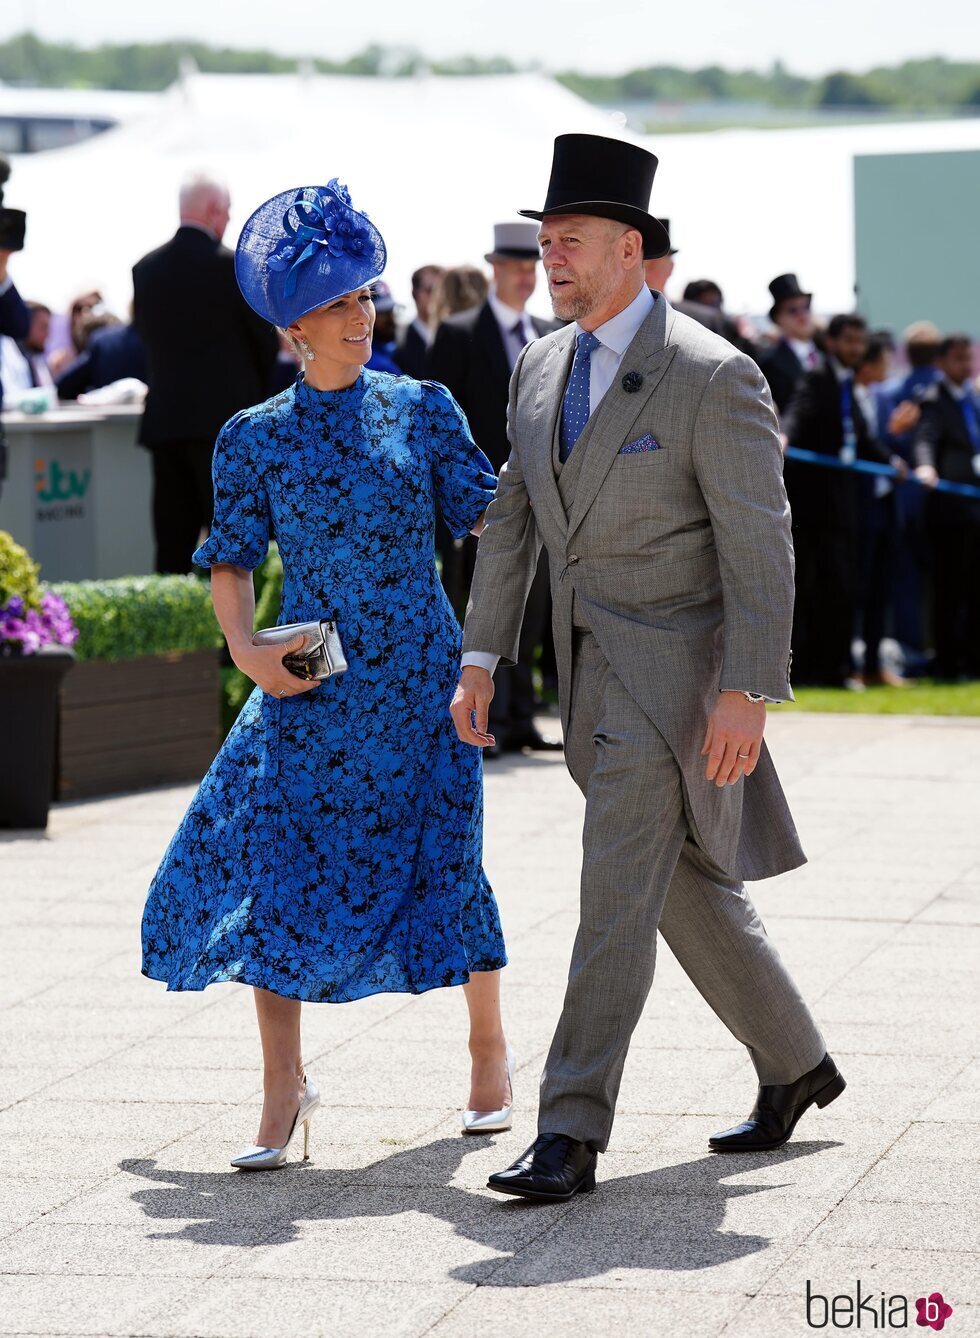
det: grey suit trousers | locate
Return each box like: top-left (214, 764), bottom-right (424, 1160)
top-left (538, 623), bottom-right (826, 1151)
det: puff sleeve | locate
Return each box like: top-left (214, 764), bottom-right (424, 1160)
top-left (420, 379), bottom-right (497, 539)
top-left (193, 412), bottom-right (271, 570)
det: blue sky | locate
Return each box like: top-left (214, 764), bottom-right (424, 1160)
top-left (5, 0), bottom-right (980, 76)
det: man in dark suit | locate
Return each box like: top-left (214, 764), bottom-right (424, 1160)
top-left (394, 265), bottom-right (443, 379)
top-left (0, 247), bottom-right (29, 495)
top-left (913, 334), bottom-right (980, 680)
top-left (782, 314), bottom-right (903, 687)
top-left (644, 225), bottom-right (753, 354)
top-left (55, 318), bottom-right (147, 400)
top-left (133, 173), bottom-right (278, 573)
top-left (428, 222), bottom-right (561, 753)
top-left (761, 274), bottom-right (821, 415)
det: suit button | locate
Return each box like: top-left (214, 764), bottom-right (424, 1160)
top-left (567, 554), bottom-right (579, 564)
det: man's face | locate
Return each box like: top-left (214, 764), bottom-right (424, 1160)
top-left (27, 309), bottom-right (50, 352)
top-left (644, 255), bottom-right (674, 292)
top-left (941, 343), bottom-right (974, 386)
top-left (828, 324), bottom-right (869, 371)
top-left (412, 267), bottom-right (441, 324)
top-left (492, 258), bottom-right (537, 311)
top-left (538, 214), bottom-right (631, 322)
top-left (858, 353), bottom-right (890, 385)
top-left (776, 298), bottom-right (814, 341)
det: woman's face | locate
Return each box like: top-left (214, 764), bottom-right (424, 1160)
top-left (289, 288), bottom-right (375, 367)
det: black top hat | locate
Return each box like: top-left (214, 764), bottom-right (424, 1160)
top-left (520, 134), bottom-right (671, 261)
top-left (658, 218), bottom-right (678, 257)
top-left (768, 273), bottom-right (812, 322)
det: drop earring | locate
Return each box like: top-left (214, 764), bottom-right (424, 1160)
top-left (298, 337), bottom-right (315, 362)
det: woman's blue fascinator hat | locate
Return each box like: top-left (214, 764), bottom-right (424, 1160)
top-left (235, 179), bottom-right (387, 328)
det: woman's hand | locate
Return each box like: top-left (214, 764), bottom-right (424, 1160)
top-left (231, 634), bottom-right (321, 698)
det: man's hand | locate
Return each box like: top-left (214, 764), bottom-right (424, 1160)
top-left (450, 665), bottom-right (496, 748)
top-left (914, 464), bottom-right (939, 488)
top-left (887, 400), bottom-right (920, 436)
top-left (701, 692), bottom-right (766, 787)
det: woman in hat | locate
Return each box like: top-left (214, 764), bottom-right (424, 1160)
top-left (140, 181), bottom-right (513, 1169)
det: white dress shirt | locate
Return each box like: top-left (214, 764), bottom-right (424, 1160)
top-left (789, 337), bottom-right (818, 370)
top-left (410, 316), bottom-right (433, 348)
top-left (0, 336), bottom-right (55, 396)
top-left (487, 289), bottom-right (533, 372)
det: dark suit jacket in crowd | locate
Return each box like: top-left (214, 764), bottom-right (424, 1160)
top-left (55, 323), bottom-right (148, 400)
top-left (761, 338), bottom-right (818, 416)
top-left (781, 363), bottom-right (891, 530)
top-left (394, 323), bottom-right (429, 380)
top-left (132, 226), bottom-right (277, 448)
top-left (426, 301), bottom-right (559, 472)
top-left (670, 297), bottom-right (757, 358)
top-left (913, 379), bottom-right (980, 525)
top-left (0, 279), bottom-right (30, 415)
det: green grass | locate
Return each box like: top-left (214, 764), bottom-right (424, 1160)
top-left (786, 680), bottom-right (980, 716)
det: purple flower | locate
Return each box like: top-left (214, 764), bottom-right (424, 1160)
top-left (0, 590), bottom-right (78, 654)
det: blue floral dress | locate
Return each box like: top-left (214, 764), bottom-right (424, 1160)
top-left (140, 371), bottom-right (507, 1003)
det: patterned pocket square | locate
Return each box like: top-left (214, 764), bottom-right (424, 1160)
top-left (619, 434), bottom-right (662, 454)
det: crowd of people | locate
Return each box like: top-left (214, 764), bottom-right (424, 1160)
top-left (2, 170), bottom-right (978, 707)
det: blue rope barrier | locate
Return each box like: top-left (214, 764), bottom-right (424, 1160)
top-left (784, 446), bottom-right (980, 500)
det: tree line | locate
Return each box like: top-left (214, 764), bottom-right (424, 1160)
top-left (1, 32), bottom-right (978, 109)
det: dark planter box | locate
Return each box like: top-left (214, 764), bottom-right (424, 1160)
top-left (57, 648), bottom-right (221, 801)
top-left (0, 647), bottom-right (75, 828)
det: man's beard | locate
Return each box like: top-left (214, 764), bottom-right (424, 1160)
top-left (548, 268), bottom-right (604, 321)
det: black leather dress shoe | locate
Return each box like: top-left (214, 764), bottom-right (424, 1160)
top-left (488, 1132), bottom-right (597, 1201)
top-left (709, 1053), bottom-right (846, 1153)
top-left (500, 727), bottom-right (563, 753)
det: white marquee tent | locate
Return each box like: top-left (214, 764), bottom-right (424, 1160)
top-left (6, 70), bottom-right (980, 321)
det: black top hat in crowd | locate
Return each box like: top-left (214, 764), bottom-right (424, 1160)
top-left (768, 273), bottom-right (812, 322)
top-left (658, 218), bottom-right (678, 257)
top-left (520, 134), bottom-right (671, 260)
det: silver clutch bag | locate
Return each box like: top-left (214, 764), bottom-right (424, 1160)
top-left (252, 618), bottom-right (348, 681)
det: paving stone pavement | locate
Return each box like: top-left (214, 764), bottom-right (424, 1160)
top-left (1, 711), bottom-right (978, 1337)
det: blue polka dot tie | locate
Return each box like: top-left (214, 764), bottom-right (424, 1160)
top-left (559, 330), bottom-right (601, 463)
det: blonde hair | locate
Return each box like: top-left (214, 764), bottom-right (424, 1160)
top-left (429, 265), bottom-right (489, 330)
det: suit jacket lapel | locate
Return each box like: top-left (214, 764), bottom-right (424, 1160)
top-left (475, 302), bottom-right (511, 391)
top-left (566, 296), bottom-right (678, 541)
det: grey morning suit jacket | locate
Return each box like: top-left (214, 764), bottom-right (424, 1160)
top-left (462, 294), bottom-right (806, 882)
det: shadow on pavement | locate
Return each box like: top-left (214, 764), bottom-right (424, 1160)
top-left (119, 1135), bottom-right (838, 1283)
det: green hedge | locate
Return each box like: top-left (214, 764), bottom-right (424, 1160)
top-left (49, 575), bottom-right (222, 662)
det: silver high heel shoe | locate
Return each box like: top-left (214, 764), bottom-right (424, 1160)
top-left (462, 1046), bottom-right (515, 1135)
top-left (230, 1074), bottom-right (321, 1171)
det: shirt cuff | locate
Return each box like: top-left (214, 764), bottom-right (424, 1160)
top-left (461, 651), bottom-right (500, 676)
